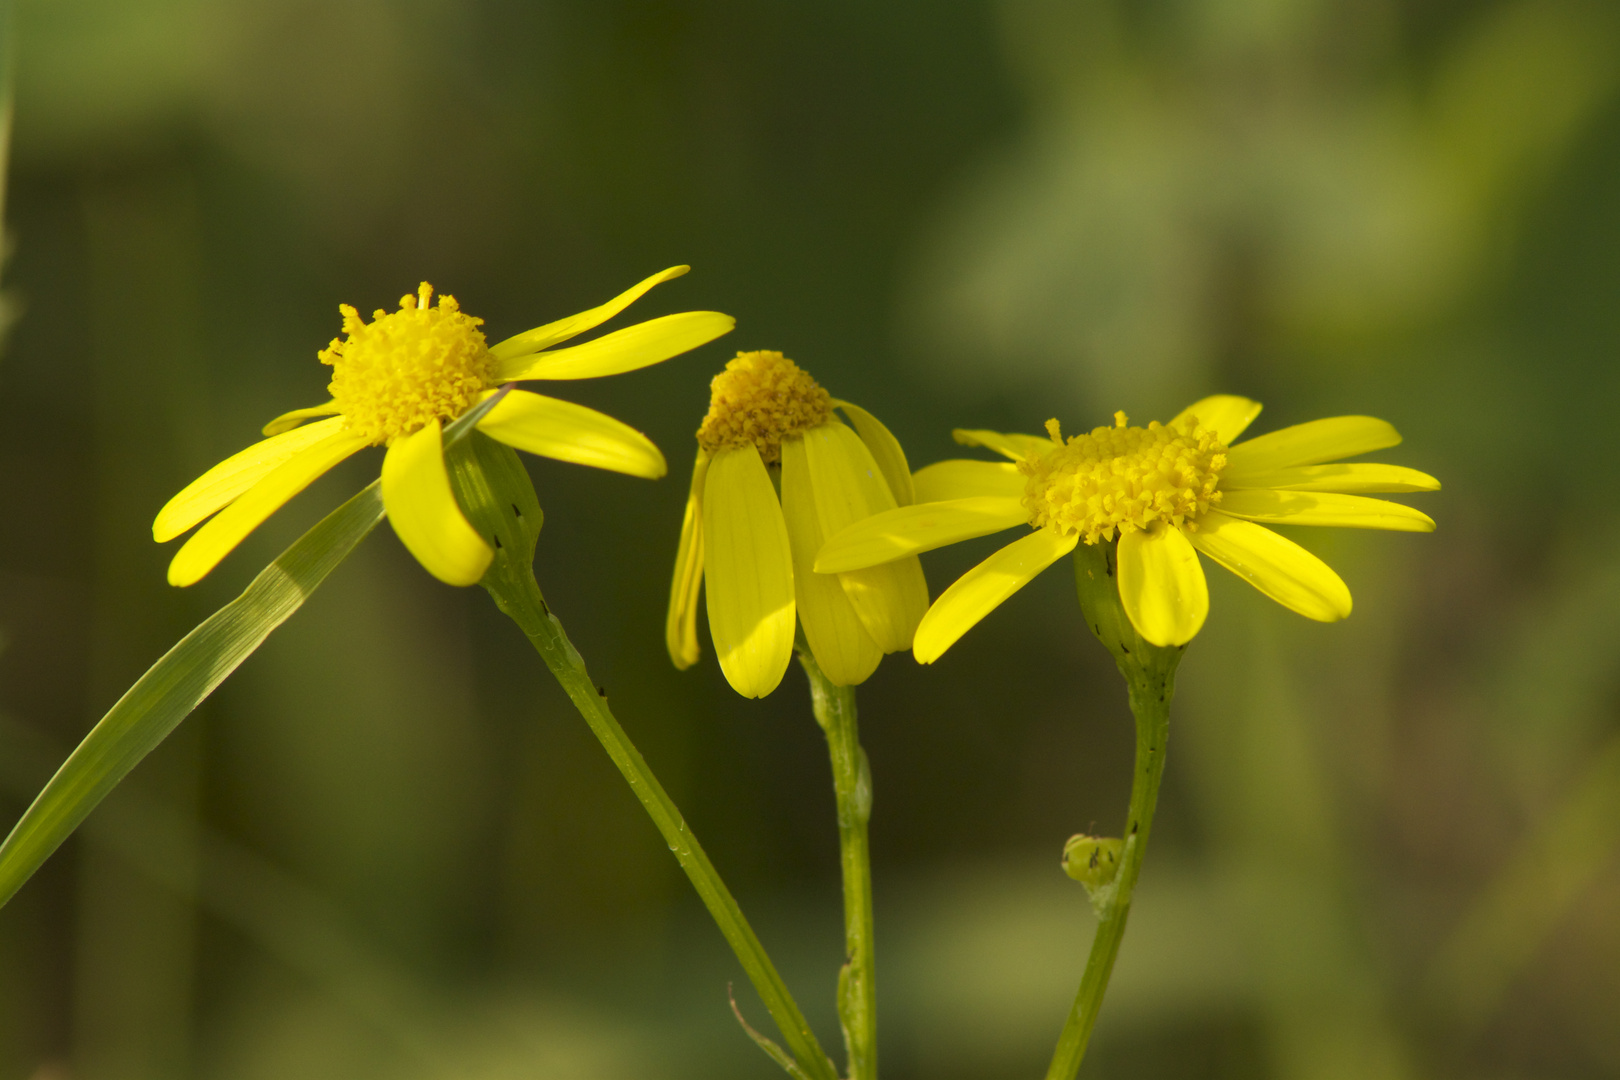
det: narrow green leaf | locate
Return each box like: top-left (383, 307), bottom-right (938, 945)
top-left (729, 986), bottom-right (815, 1080)
top-left (0, 480), bottom-right (385, 909)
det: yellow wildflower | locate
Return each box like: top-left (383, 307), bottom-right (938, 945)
top-left (815, 395), bottom-right (1438, 658)
top-left (155, 267), bottom-right (732, 586)
top-left (667, 351), bottom-right (928, 697)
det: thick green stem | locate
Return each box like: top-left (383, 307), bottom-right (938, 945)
top-left (1044, 674), bottom-right (1171, 1079)
top-left (449, 433), bottom-right (837, 1080)
top-left (1045, 541), bottom-right (1182, 1080)
top-left (799, 651), bottom-right (876, 1080)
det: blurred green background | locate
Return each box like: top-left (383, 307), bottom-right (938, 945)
top-left (1, 0), bottom-right (1618, 1077)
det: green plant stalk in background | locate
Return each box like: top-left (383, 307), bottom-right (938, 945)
top-left (798, 650), bottom-right (876, 1080)
top-left (1046, 540), bottom-right (1182, 1080)
top-left (448, 431), bottom-right (838, 1080)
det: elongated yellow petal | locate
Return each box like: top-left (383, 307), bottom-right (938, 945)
top-left (1221, 462), bottom-right (1441, 493)
top-left (1116, 522), bottom-right (1209, 647)
top-left (497, 311), bottom-right (734, 381)
top-left (155, 417), bottom-right (350, 542)
top-left (476, 388), bottom-right (666, 478)
top-left (702, 445), bottom-right (795, 698)
top-left (1224, 415), bottom-right (1401, 476)
top-left (802, 422), bottom-right (929, 652)
top-left (911, 459), bottom-right (1024, 502)
top-left (262, 401), bottom-right (342, 436)
top-left (913, 529), bottom-right (1077, 663)
top-left (782, 438), bottom-right (881, 686)
top-left (833, 399), bottom-right (914, 506)
top-left (1188, 511), bottom-right (1351, 621)
top-left (814, 497), bottom-right (1027, 573)
top-left (489, 266), bottom-right (691, 359)
top-left (665, 453), bottom-right (710, 670)
top-left (1218, 489), bottom-right (1435, 532)
top-left (167, 429), bottom-right (368, 586)
top-left (381, 421), bottom-right (494, 586)
top-left (952, 428), bottom-right (1054, 462)
top-left (1170, 395), bottom-right (1262, 443)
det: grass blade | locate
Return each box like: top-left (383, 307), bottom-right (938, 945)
top-left (0, 480), bottom-right (385, 908)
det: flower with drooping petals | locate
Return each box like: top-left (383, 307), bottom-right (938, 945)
top-left (667, 350), bottom-right (928, 697)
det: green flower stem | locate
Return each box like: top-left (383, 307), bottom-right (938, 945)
top-left (1046, 541), bottom-right (1183, 1080)
top-left (1044, 678), bottom-right (1170, 1079)
top-left (798, 650), bottom-right (876, 1080)
top-left (501, 578), bottom-right (835, 1080)
top-left (449, 433), bottom-right (836, 1080)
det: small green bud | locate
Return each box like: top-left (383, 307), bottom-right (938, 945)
top-left (1062, 833), bottom-right (1122, 889)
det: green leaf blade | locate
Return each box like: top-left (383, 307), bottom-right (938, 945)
top-left (0, 480), bottom-right (385, 909)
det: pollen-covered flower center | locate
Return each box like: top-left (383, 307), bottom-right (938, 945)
top-left (1020, 412), bottom-right (1227, 543)
top-left (696, 350), bottom-right (832, 464)
top-left (321, 283), bottom-right (497, 446)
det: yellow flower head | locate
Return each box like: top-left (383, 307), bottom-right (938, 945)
top-left (1021, 413), bottom-right (1226, 544)
top-left (815, 395), bottom-right (1439, 659)
top-left (321, 284), bottom-right (498, 447)
top-left (667, 352), bottom-right (928, 698)
top-left (696, 350), bottom-right (833, 463)
top-left (154, 266), bottom-right (733, 588)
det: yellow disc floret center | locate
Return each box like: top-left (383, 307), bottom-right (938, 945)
top-left (321, 283), bottom-right (497, 446)
top-left (696, 350), bottom-right (833, 464)
top-left (1020, 411), bottom-right (1228, 543)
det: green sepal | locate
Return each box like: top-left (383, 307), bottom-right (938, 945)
top-left (1072, 539), bottom-right (1183, 698)
top-left (444, 430), bottom-right (542, 587)
top-left (0, 481), bottom-right (386, 910)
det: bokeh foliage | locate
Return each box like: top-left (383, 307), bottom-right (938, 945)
top-left (0, 1), bottom-right (1617, 1078)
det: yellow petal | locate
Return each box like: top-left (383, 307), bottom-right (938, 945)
top-left (476, 388), bottom-right (666, 478)
top-left (781, 438), bottom-right (882, 686)
top-left (167, 429), bottom-right (368, 586)
top-left (155, 417), bottom-right (349, 542)
top-left (911, 459), bottom-right (1024, 502)
top-left (1116, 522), bottom-right (1209, 647)
top-left (801, 422), bottom-right (929, 653)
top-left (702, 445), bottom-right (795, 698)
top-left (1221, 462), bottom-right (1440, 493)
top-left (1224, 415), bottom-right (1401, 476)
top-left (952, 428), bottom-right (1054, 462)
top-left (497, 311), bottom-right (735, 381)
top-left (1217, 489), bottom-right (1435, 532)
top-left (261, 401), bottom-right (342, 436)
top-left (380, 421), bottom-right (494, 586)
top-left (262, 401), bottom-right (345, 433)
top-left (913, 529), bottom-right (1077, 663)
top-left (1170, 395), bottom-right (1262, 443)
top-left (814, 497), bottom-right (1027, 573)
top-left (833, 399), bottom-right (914, 506)
top-left (489, 265), bottom-right (690, 359)
top-left (1187, 511), bottom-right (1351, 621)
top-left (665, 452), bottom-right (710, 670)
